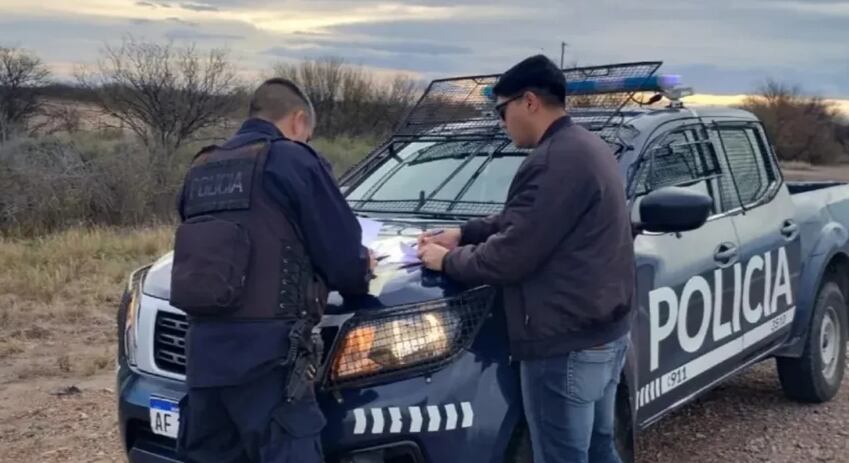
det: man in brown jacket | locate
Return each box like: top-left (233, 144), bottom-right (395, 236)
top-left (418, 55), bottom-right (635, 463)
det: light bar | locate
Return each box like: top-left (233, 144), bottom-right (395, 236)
top-left (567, 75), bottom-right (681, 95)
top-left (482, 74), bottom-right (682, 101)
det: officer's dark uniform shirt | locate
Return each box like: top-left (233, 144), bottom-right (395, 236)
top-left (184, 118), bottom-right (368, 388)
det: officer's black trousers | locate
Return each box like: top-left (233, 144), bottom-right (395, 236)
top-left (177, 367), bottom-right (326, 463)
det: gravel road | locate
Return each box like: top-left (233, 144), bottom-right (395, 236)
top-left (638, 358), bottom-right (849, 463)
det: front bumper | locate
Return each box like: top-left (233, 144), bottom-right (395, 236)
top-left (117, 349), bottom-right (521, 463)
top-left (119, 371), bottom-right (185, 463)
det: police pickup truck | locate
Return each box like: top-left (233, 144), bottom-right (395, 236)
top-left (116, 62), bottom-right (849, 462)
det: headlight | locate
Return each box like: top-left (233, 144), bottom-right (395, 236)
top-left (123, 265), bottom-right (150, 368)
top-left (327, 287), bottom-right (493, 388)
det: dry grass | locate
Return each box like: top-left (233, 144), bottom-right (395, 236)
top-left (0, 226), bottom-right (172, 303)
top-left (0, 225), bottom-right (173, 381)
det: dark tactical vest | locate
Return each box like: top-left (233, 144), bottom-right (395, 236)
top-left (170, 139), bottom-right (328, 321)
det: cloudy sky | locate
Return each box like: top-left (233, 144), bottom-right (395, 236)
top-left (1, 0), bottom-right (847, 102)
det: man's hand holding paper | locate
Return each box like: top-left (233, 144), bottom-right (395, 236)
top-left (417, 242), bottom-right (449, 271)
top-left (416, 228), bottom-right (461, 250)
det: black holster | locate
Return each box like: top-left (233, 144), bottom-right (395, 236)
top-left (283, 319), bottom-right (324, 402)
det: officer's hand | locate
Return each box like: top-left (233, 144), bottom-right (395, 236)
top-left (417, 243), bottom-right (449, 271)
top-left (417, 228), bottom-right (461, 250)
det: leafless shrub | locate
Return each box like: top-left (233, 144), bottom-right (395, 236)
top-left (741, 80), bottom-right (847, 164)
top-left (271, 57), bottom-right (421, 138)
top-left (77, 36), bottom-right (242, 160)
top-left (0, 46), bottom-right (51, 142)
top-left (0, 132), bottom-right (190, 234)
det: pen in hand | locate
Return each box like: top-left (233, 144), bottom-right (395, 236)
top-left (413, 229), bottom-right (444, 248)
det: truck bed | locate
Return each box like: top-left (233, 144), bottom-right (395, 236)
top-left (788, 182), bottom-right (849, 257)
top-left (787, 181), bottom-right (848, 195)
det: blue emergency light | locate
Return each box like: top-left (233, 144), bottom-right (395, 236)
top-left (481, 74), bottom-right (682, 101)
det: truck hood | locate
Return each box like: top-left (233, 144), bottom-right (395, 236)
top-left (141, 219), bottom-right (467, 313)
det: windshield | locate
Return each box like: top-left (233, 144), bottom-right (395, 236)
top-left (345, 138), bottom-right (530, 217)
top-left (344, 129), bottom-right (632, 218)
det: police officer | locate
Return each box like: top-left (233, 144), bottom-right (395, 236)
top-left (170, 78), bottom-right (375, 463)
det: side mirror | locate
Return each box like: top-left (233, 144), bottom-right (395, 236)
top-left (634, 186), bottom-right (713, 234)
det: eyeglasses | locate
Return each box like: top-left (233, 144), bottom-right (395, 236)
top-left (494, 94), bottom-right (523, 121)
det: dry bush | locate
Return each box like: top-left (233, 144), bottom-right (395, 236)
top-left (0, 132), bottom-right (194, 234)
top-left (31, 101), bottom-right (84, 135)
top-left (1, 54), bottom-right (418, 235)
top-left (741, 80), bottom-right (848, 164)
top-left (0, 129), bottom-right (380, 235)
top-left (271, 57), bottom-right (420, 139)
top-left (0, 46), bottom-right (51, 142)
top-left (77, 36), bottom-right (243, 163)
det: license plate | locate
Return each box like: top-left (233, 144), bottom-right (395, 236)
top-left (149, 396), bottom-right (180, 439)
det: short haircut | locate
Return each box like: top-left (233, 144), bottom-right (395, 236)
top-left (492, 54), bottom-right (566, 108)
top-left (248, 78), bottom-right (316, 126)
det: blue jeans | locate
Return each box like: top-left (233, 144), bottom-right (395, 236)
top-left (520, 334), bottom-right (630, 463)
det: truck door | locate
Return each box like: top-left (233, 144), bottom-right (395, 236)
top-left (630, 123), bottom-right (744, 426)
top-left (709, 121), bottom-right (802, 363)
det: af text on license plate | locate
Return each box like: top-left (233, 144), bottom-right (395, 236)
top-left (149, 396), bottom-right (180, 439)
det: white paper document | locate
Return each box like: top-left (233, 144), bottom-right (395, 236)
top-left (399, 242), bottom-right (420, 264)
top-left (367, 238), bottom-right (421, 266)
top-left (357, 217), bottom-right (422, 266)
top-left (357, 217), bottom-right (382, 248)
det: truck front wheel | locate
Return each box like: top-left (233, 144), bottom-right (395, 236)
top-left (777, 280), bottom-right (847, 403)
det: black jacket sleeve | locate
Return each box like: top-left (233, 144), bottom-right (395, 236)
top-left (459, 214), bottom-right (502, 245)
top-left (263, 142), bottom-right (370, 296)
top-left (444, 146), bottom-right (598, 285)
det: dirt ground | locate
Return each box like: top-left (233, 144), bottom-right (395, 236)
top-left (638, 359), bottom-right (849, 463)
top-left (0, 227), bottom-right (171, 463)
top-left (1, 166), bottom-right (849, 462)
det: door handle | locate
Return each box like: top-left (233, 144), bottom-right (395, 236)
top-left (714, 243), bottom-right (738, 264)
top-left (781, 220), bottom-right (799, 240)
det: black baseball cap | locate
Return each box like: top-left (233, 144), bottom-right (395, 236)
top-left (492, 55), bottom-right (566, 104)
